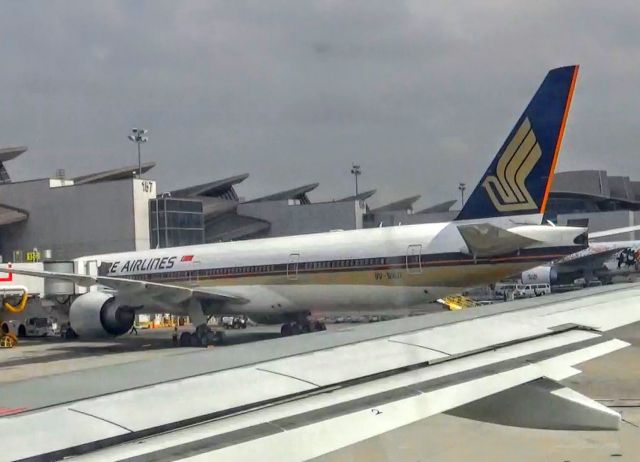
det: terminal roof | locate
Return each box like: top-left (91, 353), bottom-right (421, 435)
top-left (549, 170), bottom-right (640, 211)
top-left (72, 162), bottom-right (156, 184)
top-left (0, 146), bottom-right (27, 163)
top-left (416, 199), bottom-right (457, 214)
top-left (338, 189), bottom-right (377, 202)
top-left (170, 173), bottom-right (249, 200)
top-left (205, 214), bottom-right (271, 242)
top-left (0, 203), bottom-right (28, 226)
top-left (0, 146), bottom-right (27, 184)
top-left (370, 195), bottom-right (421, 213)
top-left (245, 183), bottom-right (319, 204)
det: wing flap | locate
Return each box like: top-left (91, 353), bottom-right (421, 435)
top-left (447, 377), bottom-right (620, 430)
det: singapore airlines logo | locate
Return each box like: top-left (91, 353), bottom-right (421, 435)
top-left (482, 117), bottom-right (541, 212)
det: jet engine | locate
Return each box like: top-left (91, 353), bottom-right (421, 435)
top-left (520, 266), bottom-right (557, 285)
top-left (69, 292), bottom-right (135, 338)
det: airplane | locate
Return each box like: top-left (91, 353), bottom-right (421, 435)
top-left (4, 283), bottom-right (640, 461)
top-left (516, 226), bottom-right (640, 285)
top-left (4, 65), bottom-right (584, 346)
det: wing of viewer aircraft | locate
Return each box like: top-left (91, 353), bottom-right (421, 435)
top-left (3, 284), bottom-right (640, 461)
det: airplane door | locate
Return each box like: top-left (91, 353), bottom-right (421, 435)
top-left (406, 245), bottom-right (422, 274)
top-left (287, 253), bottom-right (300, 280)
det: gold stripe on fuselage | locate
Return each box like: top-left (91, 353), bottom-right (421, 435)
top-left (145, 261), bottom-right (542, 288)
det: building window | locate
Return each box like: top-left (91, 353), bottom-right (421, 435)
top-left (150, 198), bottom-right (205, 248)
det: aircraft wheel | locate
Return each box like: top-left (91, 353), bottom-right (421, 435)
top-left (291, 323), bottom-right (302, 336)
top-left (313, 321), bottom-right (326, 331)
top-left (213, 331), bottom-right (225, 345)
top-left (205, 330), bottom-right (220, 346)
top-left (179, 332), bottom-right (192, 347)
top-left (190, 333), bottom-right (203, 347)
top-left (301, 323), bottom-right (311, 334)
top-left (281, 323), bottom-right (293, 337)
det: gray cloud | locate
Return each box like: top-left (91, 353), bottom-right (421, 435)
top-left (0, 1), bottom-right (639, 207)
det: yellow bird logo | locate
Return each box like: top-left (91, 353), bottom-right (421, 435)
top-left (483, 117), bottom-right (541, 212)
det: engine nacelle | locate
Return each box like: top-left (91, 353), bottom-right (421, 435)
top-left (520, 266), bottom-right (557, 285)
top-left (69, 292), bottom-right (135, 338)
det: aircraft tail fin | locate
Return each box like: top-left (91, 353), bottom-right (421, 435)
top-left (456, 65), bottom-right (579, 221)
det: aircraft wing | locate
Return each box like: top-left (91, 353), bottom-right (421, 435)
top-left (3, 266), bottom-right (249, 305)
top-left (555, 246), bottom-right (627, 269)
top-left (4, 284), bottom-right (640, 461)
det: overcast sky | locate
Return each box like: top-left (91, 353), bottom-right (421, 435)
top-left (0, 1), bottom-right (638, 208)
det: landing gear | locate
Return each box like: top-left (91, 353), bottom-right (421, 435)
top-left (280, 323), bottom-right (292, 337)
top-left (177, 299), bottom-right (225, 347)
top-left (179, 332), bottom-right (191, 347)
top-left (280, 317), bottom-right (326, 337)
top-left (178, 328), bottom-right (225, 347)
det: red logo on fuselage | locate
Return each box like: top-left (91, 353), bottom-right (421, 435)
top-left (0, 263), bottom-right (13, 282)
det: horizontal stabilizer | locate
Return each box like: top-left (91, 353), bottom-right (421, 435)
top-left (446, 377), bottom-right (620, 430)
top-left (457, 223), bottom-right (539, 257)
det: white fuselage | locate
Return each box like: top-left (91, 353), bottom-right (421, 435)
top-left (75, 216), bottom-right (585, 318)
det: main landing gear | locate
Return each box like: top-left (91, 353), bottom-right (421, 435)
top-left (179, 325), bottom-right (225, 347)
top-left (280, 317), bottom-right (326, 337)
top-left (178, 299), bottom-right (226, 347)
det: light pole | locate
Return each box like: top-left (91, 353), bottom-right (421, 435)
top-left (128, 128), bottom-right (149, 179)
top-left (458, 182), bottom-right (466, 206)
top-left (350, 164), bottom-right (362, 196)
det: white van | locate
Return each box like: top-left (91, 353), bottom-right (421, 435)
top-left (494, 282), bottom-right (517, 297)
top-left (514, 283), bottom-right (551, 298)
top-left (24, 317), bottom-right (57, 337)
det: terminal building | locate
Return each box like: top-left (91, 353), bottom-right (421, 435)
top-left (545, 170), bottom-right (640, 241)
top-left (0, 146), bottom-right (637, 265)
top-left (0, 147), bottom-right (157, 261)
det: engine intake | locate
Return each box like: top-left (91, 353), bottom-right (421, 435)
top-left (69, 292), bottom-right (135, 338)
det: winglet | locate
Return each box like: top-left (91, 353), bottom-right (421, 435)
top-left (457, 65), bottom-right (579, 221)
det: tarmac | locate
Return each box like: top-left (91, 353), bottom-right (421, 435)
top-left (1, 302), bottom-right (639, 461)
